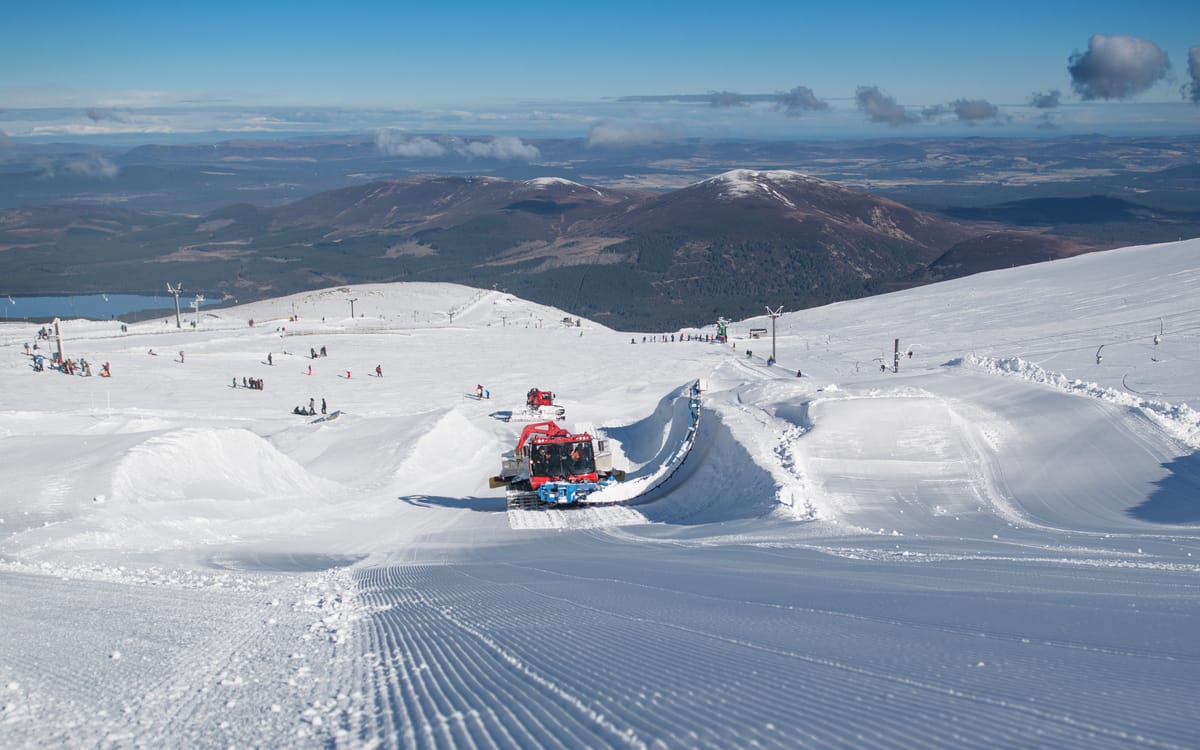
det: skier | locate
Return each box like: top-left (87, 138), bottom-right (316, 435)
top-left (476, 384), bottom-right (484, 399)
top-left (307, 364), bottom-right (312, 376)
top-left (268, 353), bottom-right (273, 366)
top-left (179, 351), bottom-right (185, 363)
top-left (346, 369), bottom-right (351, 379)
top-left (321, 398), bottom-right (327, 415)
top-left (320, 346), bottom-right (327, 357)
top-left (309, 397), bottom-right (315, 415)
top-left (796, 369), bottom-right (802, 377)
top-left (376, 364), bottom-right (382, 377)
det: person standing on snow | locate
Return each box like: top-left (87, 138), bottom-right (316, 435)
top-left (476, 384), bottom-right (484, 399)
top-left (321, 398), bottom-right (327, 415)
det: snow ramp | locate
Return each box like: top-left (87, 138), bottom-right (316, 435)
top-left (11, 428), bottom-right (345, 557)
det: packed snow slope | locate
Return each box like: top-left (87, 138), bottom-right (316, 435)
top-left (1, 238), bottom-right (1199, 749)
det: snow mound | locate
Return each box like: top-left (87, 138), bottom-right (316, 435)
top-left (112, 428), bottom-right (333, 503)
top-left (392, 408), bottom-right (500, 497)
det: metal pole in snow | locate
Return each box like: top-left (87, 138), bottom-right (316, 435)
top-left (766, 306), bottom-right (783, 363)
top-left (167, 283), bottom-right (182, 328)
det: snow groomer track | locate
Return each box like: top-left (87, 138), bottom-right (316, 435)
top-left (506, 380), bottom-right (702, 530)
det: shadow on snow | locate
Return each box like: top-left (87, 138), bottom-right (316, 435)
top-left (1128, 452), bottom-right (1200, 524)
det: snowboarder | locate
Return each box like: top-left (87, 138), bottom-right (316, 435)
top-left (310, 347), bottom-right (317, 359)
top-left (476, 384), bottom-right (484, 399)
top-left (179, 351), bottom-right (185, 363)
top-left (320, 346), bottom-right (327, 357)
top-left (346, 369), bottom-right (351, 378)
top-left (796, 369), bottom-right (802, 377)
top-left (307, 364), bottom-right (312, 376)
top-left (309, 397), bottom-right (315, 414)
top-left (376, 364), bottom-right (382, 377)
top-left (267, 353), bottom-right (273, 366)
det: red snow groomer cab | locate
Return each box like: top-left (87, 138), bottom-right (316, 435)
top-left (507, 387), bottom-right (567, 422)
top-left (489, 421), bottom-right (623, 504)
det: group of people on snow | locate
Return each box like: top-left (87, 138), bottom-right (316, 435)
top-left (292, 397), bottom-right (327, 416)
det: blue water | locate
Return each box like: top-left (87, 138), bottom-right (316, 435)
top-left (2, 294), bottom-right (180, 321)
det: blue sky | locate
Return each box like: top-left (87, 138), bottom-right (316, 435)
top-left (2, 0), bottom-right (1197, 140)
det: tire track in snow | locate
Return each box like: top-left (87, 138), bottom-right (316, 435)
top-left (339, 561), bottom-right (1196, 749)
top-left (457, 562), bottom-right (1195, 750)
top-left (351, 565), bottom-right (642, 748)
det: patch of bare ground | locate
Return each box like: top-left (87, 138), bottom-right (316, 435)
top-left (483, 236), bottom-right (629, 268)
top-left (154, 241), bottom-right (253, 262)
top-left (383, 241), bottom-right (437, 258)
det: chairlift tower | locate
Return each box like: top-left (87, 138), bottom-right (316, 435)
top-left (765, 306), bottom-right (784, 363)
top-left (167, 283), bottom-right (183, 328)
top-left (191, 294), bottom-right (205, 328)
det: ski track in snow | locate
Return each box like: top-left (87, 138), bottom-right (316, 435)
top-left (2, 241), bottom-right (1200, 747)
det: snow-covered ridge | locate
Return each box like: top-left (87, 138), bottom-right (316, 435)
top-left (522, 176), bottom-right (603, 195)
top-left (694, 169), bottom-right (841, 208)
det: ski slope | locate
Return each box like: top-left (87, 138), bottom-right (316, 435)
top-left (1, 241), bottom-right (1199, 748)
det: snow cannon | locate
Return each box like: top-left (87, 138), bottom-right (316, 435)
top-left (489, 421), bottom-right (624, 505)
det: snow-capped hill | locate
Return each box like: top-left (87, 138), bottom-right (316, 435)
top-left (524, 176), bottom-right (590, 190)
top-left (702, 168), bottom-right (815, 189)
top-left (520, 176), bottom-right (604, 197)
top-left (696, 169), bottom-right (849, 206)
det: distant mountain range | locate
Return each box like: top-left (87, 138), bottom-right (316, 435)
top-left (0, 170), bottom-right (1110, 327)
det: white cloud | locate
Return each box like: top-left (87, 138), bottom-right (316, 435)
top-left (1185, 46), bottom-right (1200, 103)
top-left (376, 131), bottom-right (447, 157)
top-left (855, 86), bottom-right (918, 126)
top-left (457, 136), bottom-right (540, 160)
top-left (1068, 34), bottom-right (1170, 100)
top-left (39, 153), bottom-right (120, 179)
